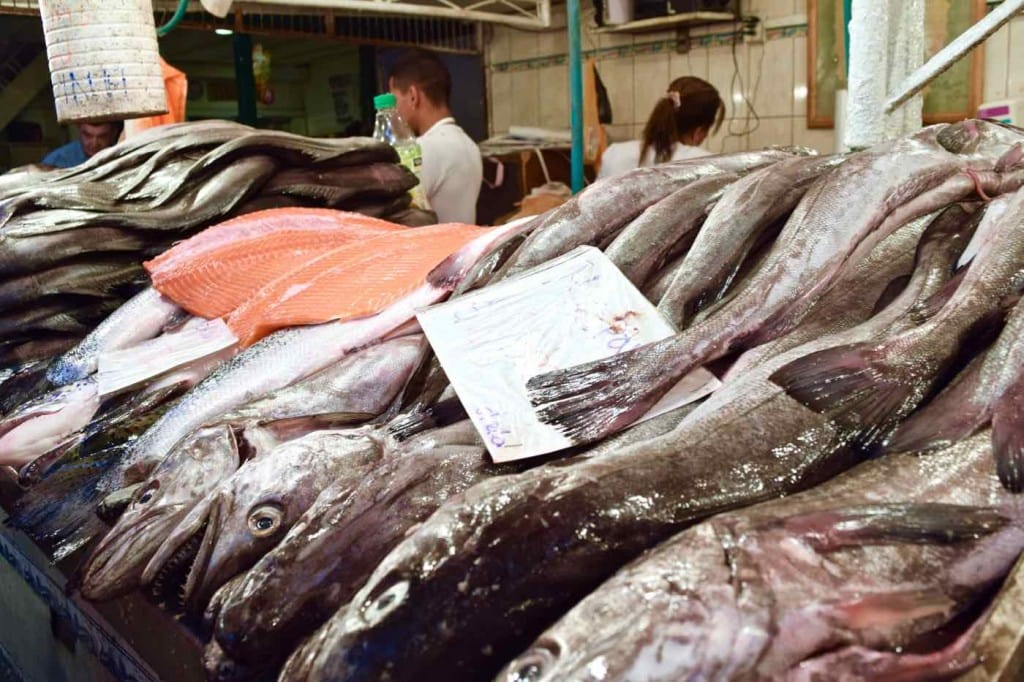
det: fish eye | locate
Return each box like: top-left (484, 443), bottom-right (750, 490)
top-left (247, 505), bottom-right (284, 537)
top-left (506, 645), bottom-right (559, 682)
top-left (363, 579), bottom-right (409, 626)
top-left (136, 482), bottom-right (160, 505)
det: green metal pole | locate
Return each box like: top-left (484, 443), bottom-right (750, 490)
top-left (843, 0), bottom-right (852, 81)
top-left (567, 0), bottom-right (585, 193)
top-left (233, 33), bottom-right (257, 126)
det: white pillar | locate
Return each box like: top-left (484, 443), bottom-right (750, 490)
top-left (844, 0), bottom-right (890, 149)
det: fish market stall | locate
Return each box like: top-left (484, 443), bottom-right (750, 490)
top-left (1, 114), bottom-right (1024, 682)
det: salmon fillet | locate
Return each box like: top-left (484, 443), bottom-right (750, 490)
top-left (227, 222), bottom-right (487, 347)
top-left (144, 208), bottom-right (402, 319)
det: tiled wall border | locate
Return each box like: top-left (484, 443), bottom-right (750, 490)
top-left (492, 23), bottom-right (808, 72)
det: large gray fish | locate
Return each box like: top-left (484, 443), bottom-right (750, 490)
top-left (141, 429), bottom-right (385, 614)
top-left (0, 224), bottom-right (151, 274)
top-left (603, 172), bottom-right (739, 286)
top-left (657, 154), bottom-right (847, 327)
top-left (724, 202), bottom-right (979, 379)
top-left (0, 297), bottom-right (121, 339)
top-left (215, 335), bottom-right (424, 427)
top-left (210, 420), bottom-right (507, 670)
top-left (47, 286), bottom-right (183, 386)
top-left (260, 162), bottom-right (417, 206)
top-left (497, 430), bottom-right (1022, 682)
top-left (494, 150), bottom-right (794, 280)
top-left (526, 122), bottom-right (1024, 446)
top-left (302, 202), bottom-right (981, 681)
top-left (0, 258), bottom-right (143, 314)
top-left (78, 425), bottom-right (240, 601)
top-left (117, 221), bottom-right (526, 479)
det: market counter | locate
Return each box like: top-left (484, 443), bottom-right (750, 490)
top-left (0, 472), bottom-right (204, 682)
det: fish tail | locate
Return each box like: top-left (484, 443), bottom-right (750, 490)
top-left (387, 397), bottom-right (467, 441)
top-left (527, 338), bottom-right (683, 445)
top-left (992, 375), bottom-right (1024, 493)
top-left (769, 339), bottom-right (939, 448)
top-left (772, 503), bottom-right (1008, 552)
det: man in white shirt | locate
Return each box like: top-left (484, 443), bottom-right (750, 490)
top-left (388, 49), bottom-right (483, 224)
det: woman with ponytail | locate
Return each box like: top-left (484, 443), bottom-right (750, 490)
top-left (597, 76), bottom-right (725, 179)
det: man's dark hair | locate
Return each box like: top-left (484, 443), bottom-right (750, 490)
top-left (387, 49), bottom-right (451, 107)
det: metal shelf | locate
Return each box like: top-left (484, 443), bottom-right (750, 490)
top-left (594, 10), bottom-right (736, 34)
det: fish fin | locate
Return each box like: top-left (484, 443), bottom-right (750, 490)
top-left (872, 275), bottom-right (911, 316)
top-left (774, 503), bottom-right (1008, 552)
top-left (527, 338), bottom-right (681, 445)
top-left (818, 589), bottom-right (956, 631)
top-left (388, 397), bottom-right (467, 441)
top-left (769, 342), bottom-right (929, 448)
top-left (788, 623), bottom-right (979, 681)
top-left (992, 378), bottom-right (1024, 493)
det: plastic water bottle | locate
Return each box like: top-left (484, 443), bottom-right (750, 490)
top-left (373, 93), bottom-right (428, 210)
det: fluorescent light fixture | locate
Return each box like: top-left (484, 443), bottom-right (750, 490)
top-left (215, 28), bottom-right (233, 35)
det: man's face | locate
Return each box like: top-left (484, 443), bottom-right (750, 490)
top-left (79, 123), bottom-right (119, 158)
top-left (388, 78), bottom-right (419, 134)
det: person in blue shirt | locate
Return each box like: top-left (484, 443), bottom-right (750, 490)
top-left (42, 121), bottom-right (122, 168)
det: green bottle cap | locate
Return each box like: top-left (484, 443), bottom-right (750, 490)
top-left (374, 93), bottom-right (397, 109)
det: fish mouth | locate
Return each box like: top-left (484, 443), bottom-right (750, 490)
top-left (143, 494), bottom-right (226, 616)
top-left (144, 516), bottom-right (212, 614)
top-left (79, 504), bottom-right (186, 601)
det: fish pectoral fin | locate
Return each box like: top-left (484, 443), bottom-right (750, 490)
top-left (992, 377), bottom-right (1024, 493)
top-left (773, 503), bottom-right (1009, 552)
top-left (817, 588), bottom-right (956, 632)
top-left (769, 342), bottom-right (921, 448)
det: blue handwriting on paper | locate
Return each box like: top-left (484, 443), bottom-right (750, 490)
top-left (475, 406), bottom-right (513, 449)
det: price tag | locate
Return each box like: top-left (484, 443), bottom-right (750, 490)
top-left (417, 246), bottom-right (720, 462)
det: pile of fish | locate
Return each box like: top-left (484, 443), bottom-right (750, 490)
top-left (0, 121), bottom-right (430, 370)
top-left (2, 119), bottom-right (1024, 682)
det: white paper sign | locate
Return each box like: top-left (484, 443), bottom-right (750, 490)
top-left (417, 246), bottom-right (721, 462)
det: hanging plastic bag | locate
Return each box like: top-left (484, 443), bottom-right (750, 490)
top-left (123, 58), bottom-right (187, 139)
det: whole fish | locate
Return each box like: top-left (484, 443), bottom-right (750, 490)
top-left (216, 336), bottom-right (424, 426)
top-left (0, 335), bottom-right (78, 368)
top-left (260, 162), bottom-right (417, 206)
top-left (210, 420), bottom-right (508, 669)
top-left (498, 431), bottom-right (1022, 682)
top-left (725, 202), bottom-right (978, 379)
top-left (0, 259), bottom-right (143, 314)
top-left (657, 154), bottom-right (846, 327)
top-left (0, 227), bottom-right (151, 278)
top-left (526, 123), bottom-right (1024, 445)
top-left (118, 220), bottom-right (527, 477)
top-left (304, 201), bottom-right (983, 681)
top-left (141, 429), bottom-right (385, 614)
top-left (495, 150), bottom-right (794, 280)
top-left (47, 287), bottom-right (183, 386)
top-left (0, 297), bottom-right (120, 339)
top-left (78, 425), bottom-right (240, 601)
top-left (603, 173), bottom-right (739, 286)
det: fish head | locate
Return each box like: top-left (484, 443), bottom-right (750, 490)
top-left (78, 424), bottom-right (240, 601)
top-left (146, 430), bottom-right (376, 615)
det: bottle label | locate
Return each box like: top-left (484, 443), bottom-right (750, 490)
top-left (397, 146), bottom-right (429, 211)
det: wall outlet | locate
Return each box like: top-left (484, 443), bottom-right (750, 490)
top-left (742, 17), bottom-right (764, 44)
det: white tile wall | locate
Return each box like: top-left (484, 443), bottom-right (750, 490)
top-left (486, 4), bottom-right (1022, 148)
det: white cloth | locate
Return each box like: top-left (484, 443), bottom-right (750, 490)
top-left (597, 140), bottom-right (710, 180)
top-left (418, 117), bottom-right (483, 224)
